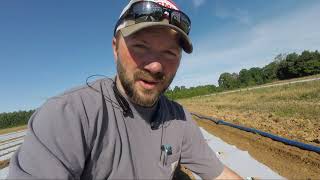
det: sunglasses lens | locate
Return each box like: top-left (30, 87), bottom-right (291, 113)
top-left (171, 11), bottom-right (180, 24)
top-left (122, 2), bottom-right (191, 35)
top-left (171, 11), bottom-right (190, 34)
top-left (132, 2), bottom-right (163, 23)
top-left (180, 14), bottom-right (191, 34)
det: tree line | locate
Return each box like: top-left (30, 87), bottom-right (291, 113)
top-left (218, 50), bottom-right (320, 89)
top-left (166, 50), bottom-right (320, 99)
top-left (165, 85), bottom-right (223, 100)
top-left (0, 110), bottom-right (35, 129)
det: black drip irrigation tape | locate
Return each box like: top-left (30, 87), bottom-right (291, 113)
top-left (191, 113), bottom-right (320, 154)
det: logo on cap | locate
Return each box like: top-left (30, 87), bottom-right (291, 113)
top-left (153, 0), bottom-right (179, 10)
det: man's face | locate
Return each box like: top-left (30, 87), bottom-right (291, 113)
top-left (112, 26), bottom-right (182, 107)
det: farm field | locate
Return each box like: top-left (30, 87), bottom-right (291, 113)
top-left (178, 79), bottom-right (320, 179)
top-left (0, 125), bottom-right (27, 135)
top-left (179, 80), bottom-right (320, 146)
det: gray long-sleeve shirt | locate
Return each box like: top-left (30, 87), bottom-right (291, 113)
top-left (8, 78), bottom-right (224, 180)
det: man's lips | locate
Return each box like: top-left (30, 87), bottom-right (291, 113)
top-left (138, 79), bottom-right (161, 89)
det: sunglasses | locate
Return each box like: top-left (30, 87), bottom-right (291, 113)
top-left (115, 1), bottom-right (191, 35)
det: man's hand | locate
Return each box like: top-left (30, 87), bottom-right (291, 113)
top-left (215, 166), bottom-right (242, 180)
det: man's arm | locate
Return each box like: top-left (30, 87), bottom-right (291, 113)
top-left (180, 109), bottom-right (225, 179)
top-left (180, 109), bottom-right (243, 180)
top-left (215, 166), bottom-right (242, 180)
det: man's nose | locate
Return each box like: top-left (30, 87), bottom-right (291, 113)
top-left (143, 61), bottom-right (163, 75)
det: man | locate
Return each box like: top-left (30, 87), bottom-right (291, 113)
top-left (8, 0), bottom-right (241, 179)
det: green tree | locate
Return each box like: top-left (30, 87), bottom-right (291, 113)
top-left (249, 67), bottom-right (264, 85)
top-left (173, 86), bottom-right (181, 91)
top-left (164, 84), bottom-right (218, 100)
top-left (299, 50), bottom-right (320, 75)
top-left (277, 51), bottom-right (320, 79)
top-left (239, 68), bottom-right (264, 86)
top-left (218, 72), bottom-right (239, 89)
top-left (277, 52), bottom-right (299, 79)
top-left (239, 69), bottom-right (254, 87)
top-left (262, 61), bottom-right (279, 83)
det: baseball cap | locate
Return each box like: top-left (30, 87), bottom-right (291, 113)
top-left (114, 0), bottom-right (193, 54)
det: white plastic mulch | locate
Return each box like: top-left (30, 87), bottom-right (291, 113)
top-left (199, 127), bottom-right (285, 179)
top-left (0, 130), bottom-right (26, 142)
top-left (0, 167), bottom-right (8, 179)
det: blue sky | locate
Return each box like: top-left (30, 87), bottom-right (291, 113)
top-left (1, 0), bottom-right (320, 113)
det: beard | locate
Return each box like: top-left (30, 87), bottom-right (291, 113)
top-left (116, 59), bottom-right (175, 107)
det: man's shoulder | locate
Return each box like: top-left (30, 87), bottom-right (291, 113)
top-left (50, 77), bottom-right (111, 99)
top-left (59, 77), bottom-right (113, 97)
top-left (43, 77), bottom-right (114, 112)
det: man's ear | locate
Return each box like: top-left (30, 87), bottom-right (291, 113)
top-left (112, 37), bottom-right (118, 63)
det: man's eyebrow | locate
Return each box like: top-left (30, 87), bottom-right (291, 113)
top-left (130, 36), bottom-right (147, 43)
top-left (129, 33), bottom-right (181, 50)
top-left (168, 40), bottom-right (182, 51)
top-left (168, 45), bottom-right (181, 51)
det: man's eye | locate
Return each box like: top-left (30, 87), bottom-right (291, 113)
top-left (133, 44), bottom-right (147, 49)
top-left (165, 50), bottom-right (178, 57)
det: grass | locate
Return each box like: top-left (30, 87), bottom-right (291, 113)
top-left (264, 73), bottom-right (320, 86)
top-left (183, 80), bottom-right (320, 120)
top-left (0, 125), bottom-right (27, 135)
top-left (178, 79), bottom-right (320, 144)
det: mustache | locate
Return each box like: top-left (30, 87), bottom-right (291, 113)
top-left (134, 70), bottom-right (165, 82)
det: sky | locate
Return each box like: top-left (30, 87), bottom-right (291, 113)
top-left (1, 0), bottom-right (320, 113)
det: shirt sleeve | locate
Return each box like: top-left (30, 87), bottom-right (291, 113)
top-left (180, 109), bottom-right (224, 180)
top-left (7, 95), bottom-right (90, 180)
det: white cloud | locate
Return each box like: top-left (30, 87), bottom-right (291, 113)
top-left (192, 0), bottom-right (206, 8)
top-left (214, 6), bottom-right (251, 25)
top-left (172, 3), bottom-right (320, 87)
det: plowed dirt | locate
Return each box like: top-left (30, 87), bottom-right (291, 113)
top-left (194, 116), bottom-right (320, 179)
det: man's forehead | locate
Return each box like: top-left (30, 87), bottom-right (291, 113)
top-left (125, 27), bottom-right (181, 49)
top-left (131, 27), bottom-right (179, 38)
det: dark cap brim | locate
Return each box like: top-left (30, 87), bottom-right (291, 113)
top-left (119, 22), bottom-right (193, 54)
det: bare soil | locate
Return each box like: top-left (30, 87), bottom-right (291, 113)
top-left (173, 165), bottom-right (194, 180)
top-left (194, 116), bottom-right (320, 179)
top-left (0, 159), bottom-right (9, 169)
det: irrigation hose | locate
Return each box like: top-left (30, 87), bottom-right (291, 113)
top-left (191, 113), bottom-right (320, 154)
